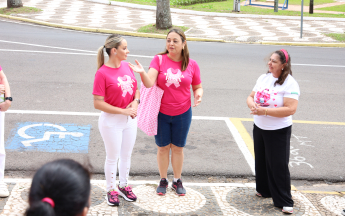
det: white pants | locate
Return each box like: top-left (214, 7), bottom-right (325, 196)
top-left (0, 112), bottom-right (5, 181)
top-left (98, 112), bottom-right (137, 192)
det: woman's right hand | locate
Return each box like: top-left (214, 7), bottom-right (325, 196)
top-left (122, 107), bottom-right (137, 118)
top-left (129, 60), bottom-right (145, 74)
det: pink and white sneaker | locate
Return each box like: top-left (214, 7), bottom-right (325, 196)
top-left (118, 185), bottom-right (137, 202)
top-left (282, 206), bottom-right (293, 214)
top-left (105, 190), bottom-right (120, 206)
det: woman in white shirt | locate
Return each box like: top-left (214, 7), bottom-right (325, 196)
top-left (246, 49), bottom-right (300, 214)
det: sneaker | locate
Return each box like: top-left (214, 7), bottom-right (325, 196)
top-left (256, 192), bottom-right (262, 197)
top-left (172, 179), bottom-right (186, 196)
top-left (342, 209), bottom-right (345, 216)
top-left (105, 190), bottom-right (120, 206)
top-left (118, 185), bottom-right (137, 202)
top-left (156, 178), bottom-right (169, 195)
top-left (282, 206), bottom-right (293, 214)
top-left (0, 181), bottom-right (9, 197)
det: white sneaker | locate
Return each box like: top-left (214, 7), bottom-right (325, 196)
top-left (341, 209), bottom-right (345, 216)
top-left (0, 181), bottom-right (9, 197)
top-left (282, 206), bottom-right (293, 214)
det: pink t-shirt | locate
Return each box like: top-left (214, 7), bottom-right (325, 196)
top-left (93, 62), bottom-right (137, 109)
top-left (149, 54), bottom-right (201, 116)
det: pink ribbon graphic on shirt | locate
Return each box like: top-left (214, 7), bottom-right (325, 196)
top-left (165, 68), bottom-right (184, 88)
top-left (117, 75), bottom-right (135, 97)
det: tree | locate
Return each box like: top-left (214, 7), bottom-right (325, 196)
top-left (309, 0), bottom-right (314, 14)
top-left (156, 0), bottom-right (172, 30)
top-left (7, 0), bottom-right (23, 8)
top-left (274, 0), bottom-right (278, 12)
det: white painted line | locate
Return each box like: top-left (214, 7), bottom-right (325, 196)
top-left (3, 178), bottom-right (249, 187)
top-left (7, 110), bottom-right (101, 116)
top-left (0, 49), bottom-right (153, 58)
top-left (184, 27), bottom-right (193, 34)
top-left (293, 63), bottom-right (345, 68)
top-left (224, 118), bottom-right (255, 175)
top-left (0, 39), bottom-right (96, 53)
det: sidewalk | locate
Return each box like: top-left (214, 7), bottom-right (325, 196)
top-left (0, 0), bottom-right (344, 43)
top-left (0, 178), bottom-right (344, 215)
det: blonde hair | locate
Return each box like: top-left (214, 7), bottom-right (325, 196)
top-left (97, 34), bottom-right (124, 70)
top-left (158, 28), bottom-right (189, 71)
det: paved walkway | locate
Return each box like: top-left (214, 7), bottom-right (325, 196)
top-left (0, 179), bottom-right (344, 215)
top-left (0, 0), bottom-right (345, 43)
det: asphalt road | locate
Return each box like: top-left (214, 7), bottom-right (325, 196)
top-left (0, 18), bottom-right (344, 181)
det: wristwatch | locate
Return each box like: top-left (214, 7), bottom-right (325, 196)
top-left (135, 99), bottom-right (140, 104)
top-left (5, 97), bottom-right (12, 102)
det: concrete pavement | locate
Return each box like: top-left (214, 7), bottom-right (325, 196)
top-left (0, 0), bottom-right (345, 44)
top-left (0, 178), bottom-right (344, 215)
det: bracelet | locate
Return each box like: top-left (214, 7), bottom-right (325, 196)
top-left (265, 109), bottom-right (268, 116)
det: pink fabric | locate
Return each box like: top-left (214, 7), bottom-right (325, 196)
top-left (137, 81), bottom-right (164, 136)
top-left (281, 49), bottom-right (289, 62)
top-left (137, 55), bottom-right (164, 136)
top-left (0, 65), bottom-right (2, 71)
top-left (93, 62), bottom-right (137, 109)
top-left (42, 197), bottom-right (55, 208)
top-left (149, 54), bottom-right (201, 116)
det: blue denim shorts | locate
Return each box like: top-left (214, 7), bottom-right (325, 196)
top-left (155, 107), bottom-right (192, 148)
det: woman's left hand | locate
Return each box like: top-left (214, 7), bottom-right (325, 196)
top-left (250, 104), bottom-right (264, 115)
top-left (0, 100), bottom-right (11, 112)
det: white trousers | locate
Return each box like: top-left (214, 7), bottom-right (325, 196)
top-left (0, 112), bottom-right (5, 181)
top-left (98, 112), bottom-right (137, 192)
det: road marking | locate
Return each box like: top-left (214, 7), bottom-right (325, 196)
top-left (230, 118), bottom-right (255, 159)
top-left (0, 39), bottom-right (96, 53)
top-left (0, 49), bottom-right (153, 58)
top-left (237, 118), bottom-right (345, 125)
top-left (293, 63), bottom-right (345, 68)
top-left (6, 122), bottom-right (90, 153)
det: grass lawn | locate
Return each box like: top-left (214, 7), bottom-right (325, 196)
top-left (325, 33), bottom-right (345, 42)
top-left (0, 6), bottom-right (41, 15)
top-left (318, 4), bottom-right (345, 12)
top-left (138, 24), bottom-right (189, 34)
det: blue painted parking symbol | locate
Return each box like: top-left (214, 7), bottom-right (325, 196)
top-left (6, 122), bottom-right (91, 153)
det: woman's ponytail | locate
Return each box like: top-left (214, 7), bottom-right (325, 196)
top-left (25, 202), bottom-right (55, 216)
top-left (97, 46), bottom-right (105, 70)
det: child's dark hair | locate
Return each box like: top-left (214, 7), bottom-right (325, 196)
top-left (25, 159), bottom-right (91, 216)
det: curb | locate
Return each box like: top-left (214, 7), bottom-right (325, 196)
top-left (87, 0), bottom-right (345, 21)
top-left (1, 14), bottom-right (345, 47)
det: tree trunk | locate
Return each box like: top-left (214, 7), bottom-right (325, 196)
top-left (309, 0), bottom-right (314, 14)
top-left (156, 0), bottom-right (172, 30)
top-left (7, 0), bottom-right (23, 8)
top-left (274, 0), bottom-right (278, 12)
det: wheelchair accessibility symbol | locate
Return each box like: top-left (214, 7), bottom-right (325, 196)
top-left (18, 123), bottom-right (84, 147)
top-left (6, 122), bottom-right (91, 153)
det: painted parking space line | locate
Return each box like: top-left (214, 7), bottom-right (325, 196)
top-left (230, 117), bottom-right (345, 161)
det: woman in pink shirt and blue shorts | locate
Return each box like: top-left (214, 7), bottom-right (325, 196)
top-left (129, 29), bottom-right (203, 196)
top-left (93, 34), bottom-right (140, 206)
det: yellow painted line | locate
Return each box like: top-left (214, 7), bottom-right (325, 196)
top-left (299, 190), bottom-right (342, 195)
top-left (291, 185), bottom-right (297, 191)
top-left (233, 118), bottom-right (345, 125)
top-left (230, 118), bottom-right (255, 159)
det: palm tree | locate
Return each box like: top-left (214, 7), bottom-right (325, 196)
top-left (7, 0), bottom-right (23, 8)
top-left (156, 0), bottom-right (172, 29)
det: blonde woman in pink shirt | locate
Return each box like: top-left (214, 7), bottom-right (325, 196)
top-left (93, 34), bottom-right (140, 206)
top-left (129, 29), bottom-right (203, 196)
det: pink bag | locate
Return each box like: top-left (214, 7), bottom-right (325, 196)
top-left (137, 55), bottom-right (164, 136)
